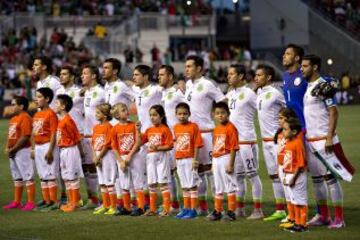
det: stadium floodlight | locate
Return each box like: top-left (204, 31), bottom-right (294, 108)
top-left (186, 0), bottom-right (191, 6)
top-left (233, 0), bottom-right (239, 3)
top-left (327, 58), bottom-right (333, 66)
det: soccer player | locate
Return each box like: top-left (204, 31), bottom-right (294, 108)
top-left (32, 87), bottom-right (59, 211)
top-left (173, 102), bottom-right (203, 219)
top-left (184, 55), bottom-right (226, 215)
top-left (33, 56), bottom-right (62, 109)
top-left (207, 102), bottom-right (239, 221)
top-left (301, 54), bottom-right (346, 229)
top-left (92, 103), bottom-right (117, 215)
top-left (158, 65), bottom-right (184, 213)
top-left (3, 96), bottom-right (35, 211)
top-left (138, 105), bottom-right (173, 217)
top-left (55, 94), bottom-right (84, 213)
top-left (255, 65), bottom-right (287, 221)
top-left (81, 65), bottom-right (105, 209)
top-left (111, 103), bottom-right (145, 216)
top-left (226, 64), bottom-right (263, 219)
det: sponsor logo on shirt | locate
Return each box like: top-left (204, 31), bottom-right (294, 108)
top-left (283, 150), bottom-right (292, 170)
top-left (175, 133), bottom-right (190, 152)
top-left (214, 134), bottom-right (226, 154)
top-left (8, 123), bottom-right (17, 139)
top-left (149, 133), bottom-right (161, 147)
top-left (117, 133), bottom-right (134, 152)
top-left (94, 134), bottom-right (105, 151)
top-left (33, 119), bottom-right (44, 135)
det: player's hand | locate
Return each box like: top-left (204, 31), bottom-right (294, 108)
top-left (289, 177), bottom-right (296, 188)
top-left (149, 145), bottom-right (158, 151)
top-left (31, 149), bottom-right (35, 160)
top-left (93, 156), bottom-right (101, 167)
top-left (120, 160), bottom-right (127, 172)
top-left (192, 159), bottom-right (199, 170)
top-left (45, 151), bottom-right (53, 164)
top-left (225, 163), bottom-right (234, 174)
top-left (123, 155), bottom-right (131, 165)
top-left (135, 121), bottom-right (142, 131)
top-left (325, 137), bottom-right (334, 154)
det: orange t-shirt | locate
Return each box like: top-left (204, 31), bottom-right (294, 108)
top-left (8, 111), bottom-right (32, 149)
top-left (33, 108), bottom-right (58, 144)
top-left (277, 131), bottom-right (287, 166)
top-left (111, 121), bottom-right (137, 155)
top-left (57, 114), bottom-right (81, 147)
top-left (92, 122), bottom-right (113, 151)
top-left (142, 124), bottom-right (173, 153)
top-left (283, 132), bottom-right (306, 173)
top-left (212, 121), bottom-right (239, 158)
top-left (173, 121), bottom-right (203, 159)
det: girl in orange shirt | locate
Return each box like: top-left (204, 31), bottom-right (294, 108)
top-left (92, 103), bottom-right (117, 215)
top-left (137, 104), bottom-right (173, 217)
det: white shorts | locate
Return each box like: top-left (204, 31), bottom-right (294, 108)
top-left (169, 149), bottom-right (176, 170)
top-left (146, 151), bottom-right (171, 185)
top-left (60, 145), bottom-right (84, 180)
top-left (284, 171), bottom-right (308, 206)
top-left (262, 141), bottom-right (279, 176)
top-left (212, 154), bottom-right (238, 194)
top-left (34, 143), bottom-right (59, 180)
top-left (176, 158), bottom-right (202, 189)
top-left (278, 165), bottom-right (290, 202)
top-left (96, 151), bottom-right (117, 186)
top-left (118, 151), bottom-right (146, 190)
top-left (235, 143), bottom-right (259, 176)
top-left (9, 148), bottom-right (34, 181)
top-left (82, 138), bottom-right (94, 165)
top-left (199, 132), bottom-right (212, 165)
top-left (306, 137), bottom-right (339, 177)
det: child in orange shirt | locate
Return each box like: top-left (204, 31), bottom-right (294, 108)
top-left (173, 102), bottom-right (203, 219)
top-left (208, 102), bottom-right (239, 221)
top-left (111, 103), bottom-right (144, 216)
top-left (32, 87), bottom-right (59, 211)
top-left (91, 103), bottom-right (117, 215)
top-left (281, 117), bottom-right (308, 232)
top-left (3, 96), bottom-right (35, 211)
top-left (55, 94), bottom-right (84, 212)
top-left (137, 104), bottom-right (173, 217)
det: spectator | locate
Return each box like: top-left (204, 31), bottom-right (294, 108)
top-left (105, 1), bottom-right (115, 16)
top-left (150, 43), bottom-right (161, 65)
top-left (94, 22), bottom-right (107, 39)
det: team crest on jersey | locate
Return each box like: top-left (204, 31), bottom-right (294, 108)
top-left (213, 134), bottom-right (226, 154)
top-left (283, 150), bottom-right (292, 169)
top-left (238, 92), bottom-right (245, 101)
top-left (149, 133), bottom-right (161, 147)
top-left (70, 91), bottom-right (75, 98)
top-left (167, 92), bottom-right (173, 100)
top-left (175, 133), bottom-right (190, 152)
top-left (94, 134), bottom-right (105, 151)
top-left (8, 123), bottom-right (17, 139)
top-left (33, 119), bottom-right (44, 135)
top-left (294, 77), bottom-right (302, 86)
top-left (92, 91), bottom-right (98, 98)
top-left (113, 86), bottom-right (118, 93)
top-left (197, 84), bottom-right (204, 92)
top-left (265, 92), bottom-right (272, 100)
top-left (46, 83), bottom-right (50, 87)
top-left (117, 133), bottom-right (135, 152)
top-left (143, 89), bottom-right (150, 97)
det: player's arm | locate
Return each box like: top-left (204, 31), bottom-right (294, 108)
top-left (225, 149), bottom-right (236, 174)
top-left (125, 131), bottom-right (141, 165)
top-left (325, 105), bottom-right (338, 153)
top-left (192, 147), bottom-right (200, 170)
top-left (8, 136), bottom-right (30, 156)
top-left (289, 167), bottom-right (304, 188)
top-left (152, 144), bottom-right (173, 151)
top-left (77, 141), bottom-right (85, 161)
top-left (45, 132), bottom-right (56, 164)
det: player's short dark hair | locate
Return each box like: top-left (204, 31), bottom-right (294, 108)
top-left (303, 54), bottom-right (322, 71)
top-left (83, 64), bottom-right (101, 83)
top-left (160, 65), bottom-right (175, 78)
top-left (286, 44), bottom-right (304, 63)
top-left (230, 64), bottom-right (246, 76)
top-left (212, 101), bottom-right (230, 115)
top-left (61, 65), bottom-right (75, 76)
top-left (175, 102), bottom-right (191, 115)
top-left (186, 55), bottom-right (204, 70)
top-left (257, 64), bottom-right (275, 81)
top-left (104, 58), bottom-right (122, 76)
top-left (57, 94), bottom-right (73, 112)
top-left (135, 65), bottom-right (152, 79)
top-left (14, 96), bottom-right (29, 111)
top-left (34, 56), bottom-right (52, 73)
top-left (36, 87), bottom-right (54, 104)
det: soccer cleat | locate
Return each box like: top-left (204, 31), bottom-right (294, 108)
top-left (247, 208), bottom-right (264, 220)
top-left (235, 208), bottom-right (246, 218)
top-left (207, 210), bottom-right (222, 221)
top-left (143, 209), bottom-right (157, 217)
top-left (3, 201), bottom-right (22, 210)
top-left (63, 204), bottom-right (76, 213)
top-left (328, 218), bottom-right (346, 229)
top-left (263, 210), bottom-right (287, 221)
top-left (307, 213), bottom-right (331, 226)
top-left (279, 221), bottom-right (295, 229)
top-left (281, 216), bottom-right (290, 223)
top-left (170, 206), bottom-right (180, 215)
top-left (221, 211), bottom-right (236, 222)
top-left (40, 202), bottom-right (60, 212)
top-left (21, 202), bottom-right (36, 212)
top-left (114, 207), bottom-right (132, 216)
top-left (33, 200), bottom-right (48, 211)
top-left (176, 209), bottom-right (190, 219)
top-left (197, 208), bottom-right (209, 217)
top-left (104, 208), bottom-right (117, 215)
top-left (289, 225), bottom-right (309, 233)
top-left (159, 210), bottom-right (170, 217)
top-left (182, 209), bottom-right (198, 219)
top-left (130, 208), bottom-right (144, 216)
top-left (93, 206), bottom-right (108, 215)
top-left (80, 200), bottom-right (99, 210)
top-left (60, 196), bottom-right (68, 205)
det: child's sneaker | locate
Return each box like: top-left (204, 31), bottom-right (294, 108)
top-left (93, 206), bottom-right (108, 215)
top-left (263, 210), bottom-right (287, 221)
top-left (104, 208), bottom-right (117, 215)
top-left (279, 220), bottom-right (295, 229)
top-left (221, 211), bottom-right (236, 222)
top-left (3, 201), bottom-right (22, 210)
top-left (21, 202), bottom-right (36, 212)
top-left (289, 225), bottom-right (309, 233)
top-left (308, 213), bottom-right (331, 226)
top-left (130, 208), bottom-right (144, 216)
top-left (247, 208), bottom-right (264, 220)
top-left (40, 202), bottom-right (60, 212)
top-left (207, 210), bottom-right (222, 221)
top-left (235, 208), bottom-right (246, 217)
top-left (115, 207), bottom-right (132, 216)
top-left (143, 209), bottom-right (157, 217)
top-left (176, 209), bottom-right (189, 219)
top-left (182, 209), bottom-right (197, 219)
top-left (159, 210), bottom-right (170, 217)
top-left (80, 200), bottom-right (98, 210)
top-left (328, 218), bottom-right (346, 229)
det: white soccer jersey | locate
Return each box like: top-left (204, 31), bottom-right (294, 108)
top-left (84, 84), bottom-right (105, 136)
top-left (36, 75), bottom-right (62, 110)
top-left (257, 85), bottom-right (285, 139)
top-left (162, 86), bottom-right (185, 131)
top-left (304, 77), bottom-right (336, 138)
top-left (184, 77), bottom-right (225, 130)
top-left (132, 84), bottom-right (162, 131)
top-left (104, 79), bottom-right (135, 108)
top-left (56, 85), bottom-right (85, 134)
top-left (226, 86), bottom-right (257, 141)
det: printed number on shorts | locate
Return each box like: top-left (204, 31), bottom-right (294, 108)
top-left (230, 98), bottom-right (236, 110)
top-left (246, 158), bottom-right (256, 170)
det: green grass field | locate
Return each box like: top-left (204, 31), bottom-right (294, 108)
top-left (0, 106), bottom-right (359, 240)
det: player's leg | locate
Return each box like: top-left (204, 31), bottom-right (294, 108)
top-left (143, 152), bottom-right (158, 216)
top-left (104, 154), bottom-right (118, 215)
top-left (223, 155), bottom-right (238, 222)
top-left (326, 173), bottom-right (345, 229)
top-left (93, 159), bottom-right (108, 214)
top-left (207, 156), bottom-right (224, 221)
top-left (129, 152), bottom-right (146, 216)
top-left (157, 151), bottom-right (171, 217)
top-left (235, 150), bottom-right (247, 217)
